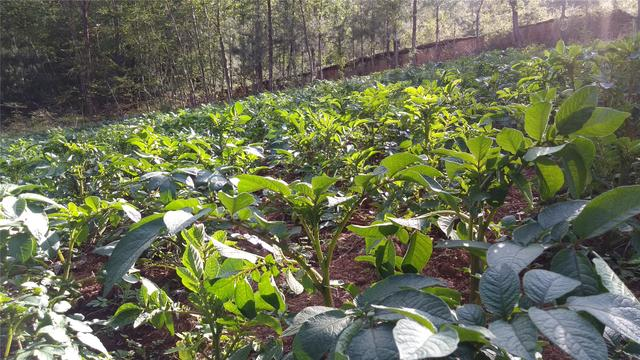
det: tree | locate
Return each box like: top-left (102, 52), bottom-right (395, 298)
top-left (411, 0), bottom-right (417, 65)
top-left (508, 0), bottom-right (521, 47)
top-left (267, 0), bottom-right (274, 91)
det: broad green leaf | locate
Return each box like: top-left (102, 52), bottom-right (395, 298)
top-left (567, 293), bottom-right (640, 344)
top-left (524, 101), bottom-right (552, 141)
top-left (164, 209), bottom-right (201, 235)
top-left (293, 310), bottom-right (353, 360)
top-left (572, 185), bottom-right (640, 239)
top-left (380, 152), bottom-right (422, 177)
top-left (550, 248), bottom-right (599, 296)
top-left (228, 344), bottom-right (252, 360)
top-left (523, 144), bottom-right (566, 162)
top-left (392, 319), bottom-right (458, 360)
top-left (529, 307), bottom-right (607, 360)
top-left (555, 85), bottom-right (598, 135)
top-left (449, 324), bottom-right (493, 344)
top-left (285, 270), bottom-right (305, 295)
top-left (345, 324), bottom-right (398, 360)
top-left (489, 315), bottom-right (538, 360)
top-left (401, 232), bottom-right (432, 273)
top-left (332, 319), bottom-right (364, 360)
top-left (17, 193), bottom-right (63, 208)
top-left (8, 232), bottom-right (35, 263)
top-left (282, 306), bottom-right (335, 337)
top-left (183, 244), bottom-right (204, 279)
top-left (103, 214), bottom-right (165, 295)
top-left (487, 242), bottom-right (544, 273)
top-left (235, 279), bottom-right (257, 319)
top-left (258, 274), bottom-right (285, 313)
top-left (573, 107), bottom-right (630, 137)
top-left (496, 128), bottom-right (524, 154)
top-left (592, 257), bottom-right (638, 302)
top-left (211, 238), bottom-right (259, 263)
top-left (537, 200), bottom-right (587, 229)
top-left (372, 305), bottom-right (436, 332)
top-left (233, 175), bottom-right (291, 196)
top-left (311, 175), bottom-right (337, 195)
top-left (109, 303), bottom-right (143, 328)
top-left (522, 269), bottom-right (581, 304)
top-left (21, 209), bottom-right (48, 241)
top-left (466, 135), bottom-right (493, 163)
top-left (217, 191), bottom-right (255, 215)
top-left (374, 289), bottom-right (455, 326)
top-left (535, 158), bottom-right (564, 200)
top-left (355, 274), bottom-right (442, 307)
top-left (479, 264), bottom-right (520, 318)
top-left (456, 304), bottom-right (485, 326)
top-left (77, 332), bottom-right (109, 355)
top-left (560, 138), bottom-right (595, 198)
top-left (387, 216), bottom-right (429, 231)
top-left (375, 239), bottom-right (396, 278)
top-left (512, 222), bottom-right (544, 246)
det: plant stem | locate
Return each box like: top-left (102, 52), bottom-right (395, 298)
top-left (3, 324), bottom-right (14, 359)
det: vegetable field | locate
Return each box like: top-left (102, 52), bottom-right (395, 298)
top-left (2, 37), bottom-right (640, 359)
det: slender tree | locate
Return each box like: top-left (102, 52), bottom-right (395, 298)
top-left (411, 0), bottom-right (417, 65)
top-left (267, 0), bottom-right (274, 91)
top-left (508, 0), bottom-right (521, 47)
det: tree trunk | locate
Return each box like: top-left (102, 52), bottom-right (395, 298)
top-left (79, 0), bottom-right (94, 115)
top-left (411, 0), bottom-right (417, 65)
top-left (637, 0), bottom-right (639, 30)
top-left (190, 2), bottom-right (211, 101)
top-left (215, 1), bottom-right (232, 101)
top-left (509, 0), bottom-right (521, 47)
top-left (435, 2), bottom-right (440, 60)
top-left (298, 0), bottom-right (314, 81)
top-left (267, 0), bottom-right (274, 91)
top-left (393, 24), bottom-right (399, 67)
top-left (474, 0), bottom-right (484, 38)
top-left (253, 0), bottom-right (263, 93)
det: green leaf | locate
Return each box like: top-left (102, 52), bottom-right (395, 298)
top-left (592, 257), bottom-right (638, 302)
top-left (293, 310), bottom-right (353, 360)
top-left (285, 270), bottom-right (305, 295)
top-left (401, 232), bottom-right (432, 273)
top-left (392, 319), bottom-right (458, 360)
top-left (560, 137), bottom-right (595, 198)
top-left (388, 216), bottom-right (429, 231)
top-left (375, 239), bottom-right (396, 278)
top-left (183, 244), bottom-right (204, 279)
top-left (555, 85), bottom-right (598, 135)
top-left (449, 324), bottom-right (493, 344)
top-left (522, 269), bottom-right (581, 305)
top-left (528, 307), bottom-right (607, 360)
top-left (345, 324), bottom-right (398, 360)
top-left (258, 274), bottom-right (285, 313)
top-left (572, 185), bottom-right (640, 239)
top-left (524, 101), bottom-right (552, 141)
top-left (282, 306), bottom-right (335, 337)
top-left (535, 158), bottom-right (564, 200)
top-left (496, 128), bottom-right (524, 154)
top-left (217, 191), bottom-right (255, 215)
top-left (456, 304), bottom-right (485, 326)
top-left (163, 209), bottom-right (206, 236)
top-left (466, 135), bottom-right (493, 163)
top-left (228, 344), bottom-right (252, 360)
top-left (523, 144), bottom-right (566, 162)
top-left (550, 248), bottom-right (600, 296)
top-left (512, 222), bottom-right (544, 246)
top-left (537, 200), bottom-right (587, 229)
top-left (372, 305), bottom-right (437, 332)
top-left (573, 107), bottom-right (630, 137)
top-left (109, 303), bottom-right (143, 329)
top-left (479, 264), bottom-right (520, 318)
top-left (233, 174), bottom-right (291, 196)
top-left (374, 289), bottom-right (454, 326)
top-left (211, 238), bottom-right (260, 263)
top-left (567, 293), bottom-right (640, 344)
top-left (311, 175), bottom-right (337, 195)
top-left (487, 242), bottom-right (544, 273)
top-left (8, 232), bottom-right (35, 263)
top-left (355, 274), bottom-right (442, 307)
top-left (235, 279), bottom-right (257, 319)
top-left (489, 315), bottom-right (538, 360)
top-left (77, 332), bottom-right (109, 355)
top-left (103, 214), bottom-right (165, 295)
top-left (380, 152), bottom-right (423, 177)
